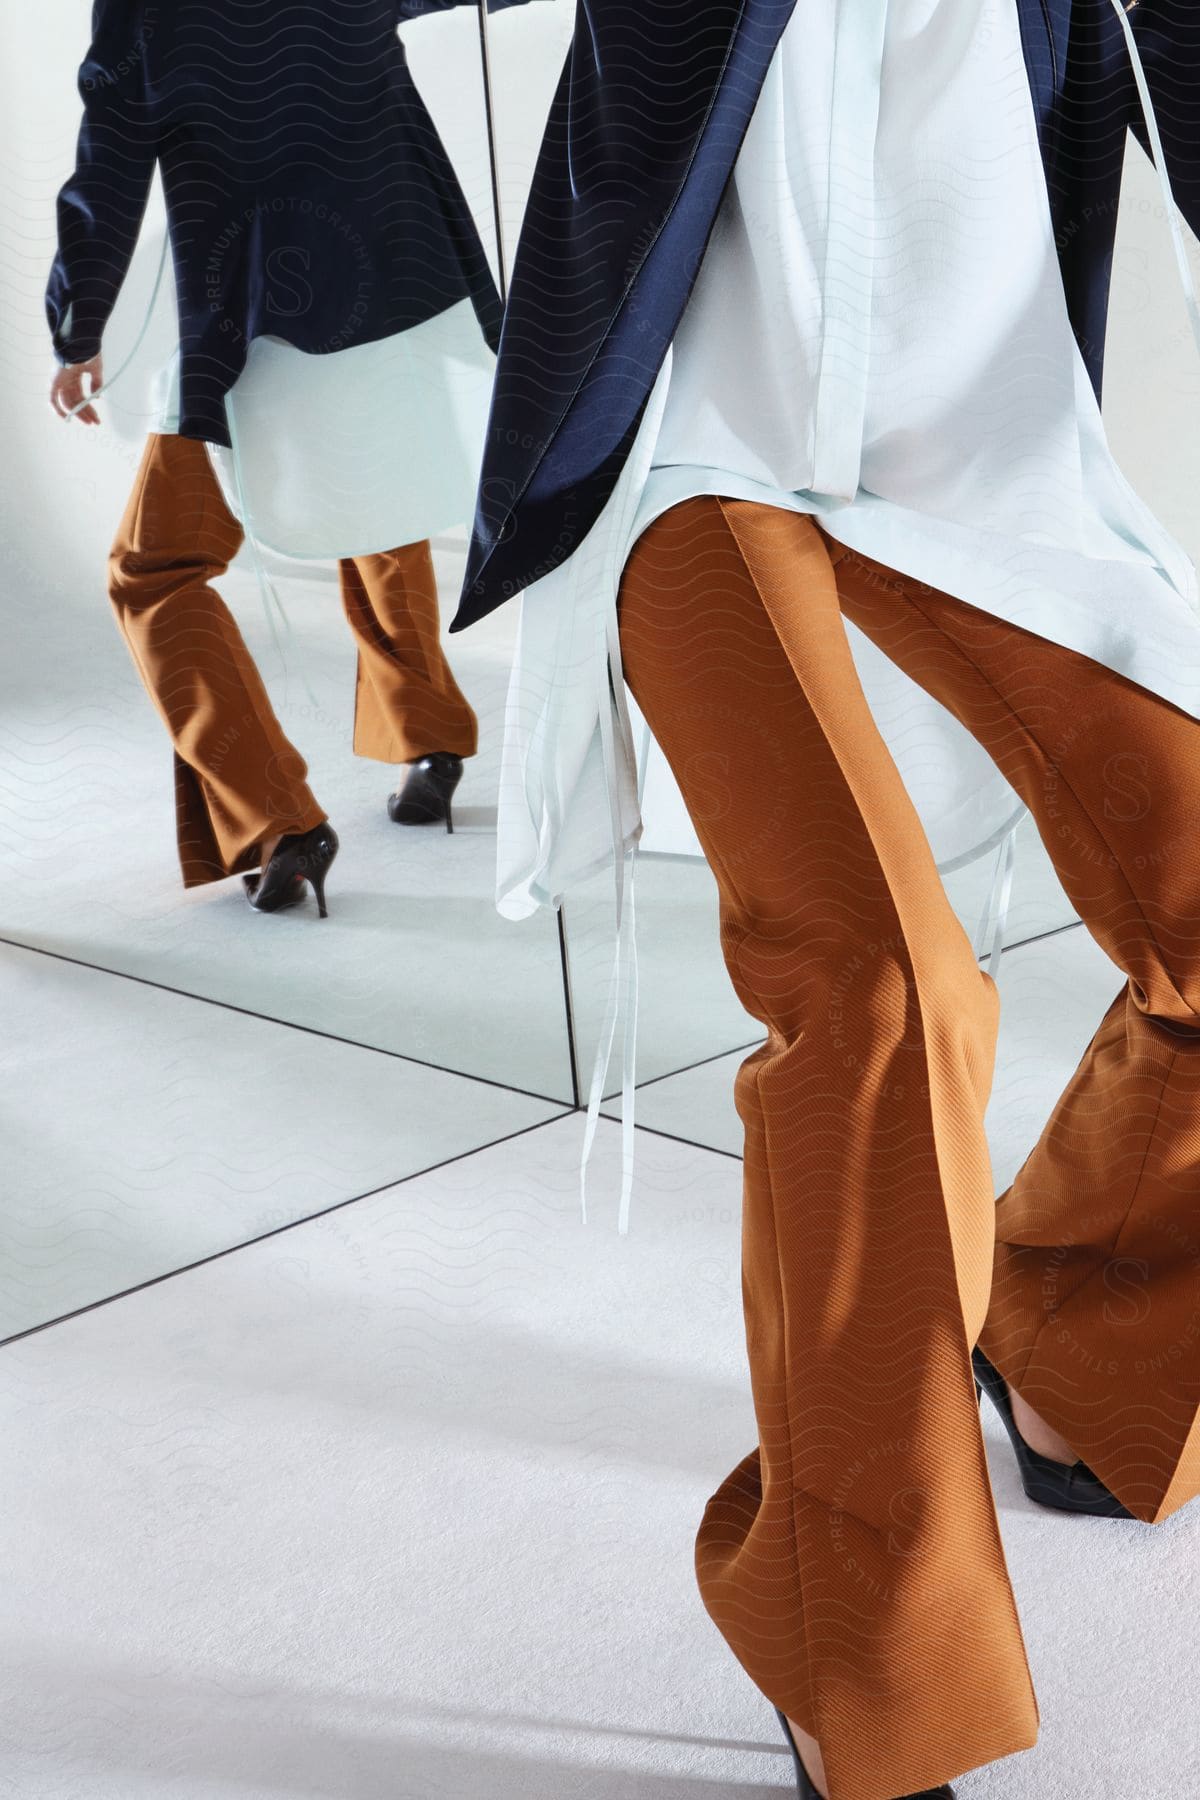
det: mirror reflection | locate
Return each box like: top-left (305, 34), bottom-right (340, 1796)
top-left (1, 0), bottom-right (570, 1339)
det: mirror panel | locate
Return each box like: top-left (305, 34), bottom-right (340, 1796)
top-left (0, 1), bottom-right (574, 1340)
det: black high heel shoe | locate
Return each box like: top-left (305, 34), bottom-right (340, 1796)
top-left (972, 1346), bottom-right (1135, 1519)
top-left (387, 751), bottom-right (463, 832)
top-left (774, 1709), bottom-right (955, 1798)
top-left (243, 821), bottom-right (339, 918)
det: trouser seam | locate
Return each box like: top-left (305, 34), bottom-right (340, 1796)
top-left (622, 501), bottom-right (820, 1742)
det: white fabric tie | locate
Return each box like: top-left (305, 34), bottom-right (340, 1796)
top-left (808, 0), bottom-right (890, 502)
top-left (576, 365), bottom-right (676, 1234)
top-left (1107, 0), bottom-right (1200, 362)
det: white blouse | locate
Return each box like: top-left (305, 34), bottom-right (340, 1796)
top-left (495, 0), bottom-right (1200, 1231)
top-left (150, 297), bottom-right (496, 557)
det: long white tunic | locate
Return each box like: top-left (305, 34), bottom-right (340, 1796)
top-left (495, 0), bottom-right (1200, 1229)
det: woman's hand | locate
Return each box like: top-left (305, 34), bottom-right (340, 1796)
top-left (50, 355), bottom-right (104, 425)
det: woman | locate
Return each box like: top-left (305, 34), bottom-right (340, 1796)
top-left (448, 2), bottom-right (1200, 1796)
top-left (47, 0), bottom-right (531, 911)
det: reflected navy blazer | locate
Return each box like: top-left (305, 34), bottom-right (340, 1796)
top-left (450, 0), bottom-right (1200, 633)
top-left (46, 0), bottom-right (528, 447)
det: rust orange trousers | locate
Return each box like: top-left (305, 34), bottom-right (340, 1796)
top-left (107, 432), bottom-right (479, 887)
top-left (617, 496), bottom-right (1200, 1800)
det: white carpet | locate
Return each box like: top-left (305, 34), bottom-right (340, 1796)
top-left (2, 923), bottom-right (1198, 1798)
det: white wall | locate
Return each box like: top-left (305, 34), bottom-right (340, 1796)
top-left (475, 0), bottom-right (575, 278)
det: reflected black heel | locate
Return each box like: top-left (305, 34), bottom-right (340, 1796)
top-left (243, 821), bottom-right (339, 918)
top-left (387, 751), bottom-right (463, 832)
top-left (972, 1345), bottom-right (1136, 1519)
top-left (774, 1709), bottom-right (955, 1798)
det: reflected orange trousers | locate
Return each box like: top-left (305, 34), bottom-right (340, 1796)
top-left (617, 497), bottom-right (1200, 1800)
top-left (107, 433), bottom-right (478, 886)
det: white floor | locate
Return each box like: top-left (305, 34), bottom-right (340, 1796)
top-left (2, 920), bottom-right (1198, 1800)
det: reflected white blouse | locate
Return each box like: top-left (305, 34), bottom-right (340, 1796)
top-left (495, 0), bottom-right (1200, 1232)
top-left (150, 297), bottom-right (496, 557)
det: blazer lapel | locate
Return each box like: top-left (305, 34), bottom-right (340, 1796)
top-left (452, 0), bottom-right (799, 630)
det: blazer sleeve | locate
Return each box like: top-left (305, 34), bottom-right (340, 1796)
top-left (1127, 0), bottom-right (1200, 241)
top-left (45, 0), bottom-right (158, 367)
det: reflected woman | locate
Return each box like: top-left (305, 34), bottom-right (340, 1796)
top-left (449, 3), bottom-right (1200, 1797)
top-left (47, 0), bottom-right (530, 914)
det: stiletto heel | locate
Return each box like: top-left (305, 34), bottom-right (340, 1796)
top-left (774, 1708), bottom-right (955, 1798)
top-left (388, 751), bottom-right (463, 829)
top-left (309, 859), bottom-right (330, 919)
top-left (972, 1345), bottom-right (1136, 1519)
top-left (243, 821), bottom-right (339, 917)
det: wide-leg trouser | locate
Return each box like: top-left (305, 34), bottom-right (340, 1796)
top-left (107, 432), bottom-right (479, 887)
top-left (616, 495), bottom-right (1200, 1800)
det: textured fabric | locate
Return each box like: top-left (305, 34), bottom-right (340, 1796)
top-left (618, 495), bottom-right (1200, 1799)
top-left (340, 547), bottom-right (480, 766)
top-left (107, 433), bottom-right (477, 886)
top-left (46, 0), bottom-right (528, 446)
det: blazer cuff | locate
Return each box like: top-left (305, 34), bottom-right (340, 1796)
top-left (48, 302), bottom-right (102, 367)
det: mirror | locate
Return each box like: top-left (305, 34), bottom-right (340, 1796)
top-left (0, 0), bottom-right (575, 1341)
top-left (480, 1), bottom-right (1200, 1160)
top-left (6, 2), bottom-right (1199, 1339)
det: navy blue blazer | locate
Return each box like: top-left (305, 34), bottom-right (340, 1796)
top-left (450, 0), bottom-right (1200, 633)
top-left (46, 0), bottom-right (529, 447)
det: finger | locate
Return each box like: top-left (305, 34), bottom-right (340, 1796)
top-left (76, 368), bottom-right (104, 422)
top-left (64, 386), bottom-right (94, 422)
